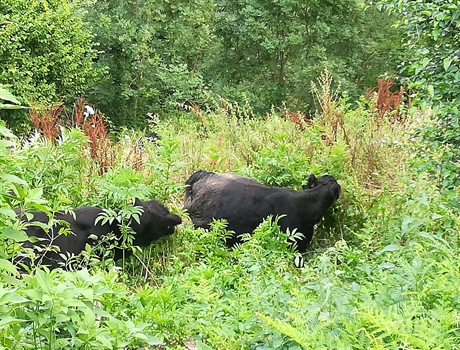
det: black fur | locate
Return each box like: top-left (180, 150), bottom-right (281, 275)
top-left (14, 198), bottom-right (181, 270)
top-left (184, 170), bottom-right (340, 252)
top-left (144, 132), bottom-right (160, 144)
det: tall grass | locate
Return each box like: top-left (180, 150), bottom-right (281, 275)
top-left (0, 79), bottom-right (457, 349)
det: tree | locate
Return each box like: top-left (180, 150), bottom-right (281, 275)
top-left (0, 0), bottom-right (100, 131)
top-left (380, 0), bottom-right (460, 189)
top-left (381, 0), bottom-right (460, 105)
top-left (206, 0), bottom-right (402, 114)
top-left (81, 0), bottom-right (215, 128)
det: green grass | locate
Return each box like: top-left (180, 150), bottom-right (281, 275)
top-left (0, 96), bottom-right (459, 349)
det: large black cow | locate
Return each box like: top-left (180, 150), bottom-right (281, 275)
top-left (184, 170), bottom-right (341, 253)
top-left (14, 198), bottom-right (182, 270)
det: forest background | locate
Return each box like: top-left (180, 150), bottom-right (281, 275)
top-left (1, 0), bottom-right (404, 127)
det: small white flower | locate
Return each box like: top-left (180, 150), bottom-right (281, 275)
top-left (83, 105), bottom-right (95, 118)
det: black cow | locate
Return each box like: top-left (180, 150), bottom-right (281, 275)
top-left (184, 170), bottom-right (341, 253)
top-left (14, 198), bottom-right (182, 270)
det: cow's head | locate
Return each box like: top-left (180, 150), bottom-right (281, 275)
top-left (130, 198), bottom-right (182, 247)
top-left (302, 174), bottom-right (341, 199)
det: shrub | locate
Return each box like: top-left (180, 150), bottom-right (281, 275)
top-left (0, 0), bottom-right (100, 131)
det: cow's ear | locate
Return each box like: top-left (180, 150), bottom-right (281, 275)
top-left (303, 174), bottom-right (317, 189)
top-left (133, 197), bottom-right (143, 207)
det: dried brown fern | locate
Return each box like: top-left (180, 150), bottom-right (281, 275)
top-left (72, 96), bottom-right (87, 128)
top-left (278, 108), bottom-right (314, 130)
top-left (366, 77), bottom-right (406, 124)
top-left (29, 103), bottom-right (63, 144)
top-left (82, 112), bottom-right (114, 175)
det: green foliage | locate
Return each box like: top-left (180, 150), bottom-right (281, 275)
top-left (1, 96), bottom-right (459, 349)
top-left (380, 0), bottom-right (460, 190)
top-left (0, 0), bottom-right (404, 131)
top-left (208, 0), bottom-right (402, 113)
top-left (240, 141), bottom-right (322, 189)
top-left (81, 0), bottom-right (215, 128)
top-left (0, 0), bottom-right (100, 130)
top-left (3, 128), bottom-right (90, 208)
top-left (0, 85), bottom-right (25, 110)
top-left (381, 0), bottom-right (460, 105)
top-left (412, 104), bottom-right (460, 190)
top-left (145, 138), bottom-right (190, 204)
top-left (0, 269), bottom-right (164, 348)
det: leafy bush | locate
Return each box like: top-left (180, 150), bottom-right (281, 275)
top-left (380, 0), bottom-right (460, 191)
top-left (0, 0), bottom-right (100, 131)
top-left (208, 0), bottom-right (402, 114)
top-left (80, 0), bottom-right (214, 128)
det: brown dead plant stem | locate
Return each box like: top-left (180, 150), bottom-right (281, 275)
top-left (365, 76), bottom-right (405, 124)
top-left (278, 108), bottom-right (314, 130)
top-left (69, 97), bottom-right (115, 175)
top-left (311, 70), bottom-right (349, 146)
top-left (83, 113), bottom-right (112, 175)
top-left (72, 96), bottom-right (87, 127)
top-left (30, 97), bottom-right (114, 175)
top-left (29, 103), bottom-right (63, 145)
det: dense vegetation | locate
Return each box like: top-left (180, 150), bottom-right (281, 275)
top-left (1, 0), bottom-right (460, 348)
top-left (377, 0), bottom-right (460, 190)
top-left (1, 0), bottom-right (401, 129)
top-left (1, 77), bottom-right (459, 348)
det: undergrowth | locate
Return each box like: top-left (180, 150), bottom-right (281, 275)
top-left (0, 80), bottom-right (458, 349)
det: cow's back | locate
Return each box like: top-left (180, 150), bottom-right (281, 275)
top-left (14, 206), bottom-right (113, 269)
top-left (184, 171), bottom-right (301, 237)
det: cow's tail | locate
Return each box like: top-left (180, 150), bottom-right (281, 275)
top-left (184, 170), bottom-right (212, 199)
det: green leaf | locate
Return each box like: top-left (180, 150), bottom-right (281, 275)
top-left (96, 335), bottom-right (114, 348)
top-left (34, 269), bottom-right (54, 294)
top-left (375, 244), bottom-right (400, 256)
top-left (195, 338), bottom-right (214, 350)
top-left (427, 85), bottom-right (434, 97)
top-left (1, 227), bottom-right (28, 242)
top-left (419, 232), bottom-right (451, 248)
top-left (443, 58), bottom-right (452, 71)
top-left (0, 103), bottom-right (26, 110)
top-left (0, 291), bottom-right (29, 304)
top-left (0, 316), bottom-right (25, 328)
top-left (0, 125), bottom-right (17, 139)
top-left (22, 288), bottom-right (43, 302)
top-left (143, 335), bottom-right (163, 346)
top-left (378, 262), bottom-right (395, 270)
top-left (0, 207), bottom-right (17, 218)
top-left (0, 174), bottom-right (27, 185)
top-left (0, 259), bottom-right (20, 276)
top-left (28, 187), bottom-right (44, 201)
top-left (0, 87), bottom-right (21, 104)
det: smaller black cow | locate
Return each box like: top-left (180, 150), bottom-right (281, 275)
top-left (14, 198), bottom-right (181, 270)
top-left (184, 170), bottom-right (341, 253)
